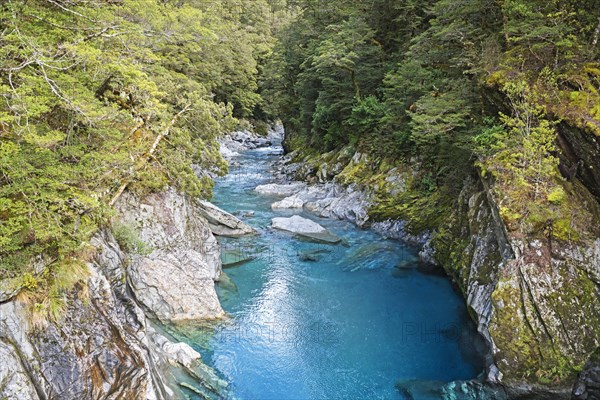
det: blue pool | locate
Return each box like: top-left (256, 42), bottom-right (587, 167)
top-left (184, 144), bottom-right (486, 399)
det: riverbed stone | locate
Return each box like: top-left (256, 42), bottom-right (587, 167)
top-left (151, 331), bottom-right (201, 369)
top-left (271, 195), bottom-right (305, 209)
top-left (221, 248), bottom-right (256, 267)
top-left (255, 183), bottom-right (306, 197)
top-left (271, 215), bottom-right (341, 243)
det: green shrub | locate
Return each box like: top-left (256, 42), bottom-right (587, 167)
top-left (112, 223), bottom-right (152, 255)
top-left (253, 120), bottom-right (270, 137)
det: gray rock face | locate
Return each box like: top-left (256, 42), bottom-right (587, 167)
top-left (0, 235), bottom-right (161, 400)
top-left (573, 356), bottom-right (600, 400)
top-left (0, 233), bottom-right (187, 399)
top-left (0, 304), bottom-right (40, 400)
top-left (439, 181), bottom-right (507, 380)
top-left (0, 186), bottom-right (230, 399)
top-left (117, 188), bottom-right (225, 323)
top-left (272, 215), bottom-right (341, 243)
top-left (304, 183), bottom-right (371, 226)
top-left (435, 177), bottom-right (600, 395)
top-left (198, 200), bottom-right (257, 237)
top-left (371, 219), bottom-right (430, 247)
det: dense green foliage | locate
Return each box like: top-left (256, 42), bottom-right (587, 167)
top-left (268, 0), bottom-right (600, 240)
top-left (0, 0), bottom-right (288, 319)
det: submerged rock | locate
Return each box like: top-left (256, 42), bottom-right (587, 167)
top-left (152, 329), bottom-right (201, 369)
top-left (395, 379), bottom-right (444, 399)
top-left (297, 248), bottom-right (331, 262)
top-left (216, 272), bottom-right (238, 294)
top-left (440, 380), bottom-right (508, 400)
top-left (221, 248), bottom-right (256, 267)
top-left (271, 215), bottom-right (341, 243)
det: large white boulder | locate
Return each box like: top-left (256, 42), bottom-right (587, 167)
top-left (271, 215), bottom-right (340, 243)
top-left (255, 183), bottom-right (306, 197)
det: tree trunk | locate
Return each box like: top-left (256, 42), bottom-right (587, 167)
top-left (592, 17), bottom-right (600, 47)
top-left (351, 69), bottom-right (360, 100)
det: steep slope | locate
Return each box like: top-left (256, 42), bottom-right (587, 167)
top-left (0, 188), bottom-right (228, 399)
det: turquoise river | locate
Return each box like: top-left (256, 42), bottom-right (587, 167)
top-left (182, 142), bottom-right (487, 399)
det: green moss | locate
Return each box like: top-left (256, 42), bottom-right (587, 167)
top-left (490, 264), bottom-right (600, 385)
top-left (370, 187), bottom-right (452, 235)
top-left (552, 218), bottom-right (578, 241)
top-left (490, 282), bottom-right (541, 381)
top-left (547, 187), bottom-right (566, 204)
top-left (589, 347), bottom-right (600, 364)
top-left (19, 272), bottom-right (40, 292)
top-left (337, 155), bottom-right (372, 185)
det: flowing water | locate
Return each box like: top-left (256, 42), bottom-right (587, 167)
top-left (184, 143), bottom-right (486, 399)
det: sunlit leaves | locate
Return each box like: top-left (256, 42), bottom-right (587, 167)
top-left (0, 0), bottom-right (276, 285)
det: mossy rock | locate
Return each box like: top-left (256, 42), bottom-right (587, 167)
top-left (490, 261), bottom-right (600, 385)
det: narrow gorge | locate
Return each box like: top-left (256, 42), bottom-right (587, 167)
top-left (1, 1), bottom-right (600, 399)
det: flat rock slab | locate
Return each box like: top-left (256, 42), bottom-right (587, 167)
top-left (255, 183), bottom-right (305, 197)
top-left (198, 200), bottom-right (256, 237)
top-left (271, 215), bottom-right (341, 244)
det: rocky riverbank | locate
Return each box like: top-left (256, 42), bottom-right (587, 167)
top-left (241, 136), bottom-right (600, 399)
top-left (2, 122), bottom-right (596, 400)
top-left (0, 129), bottom-right (271, 399)
top-left (0, 187), bottom-right (231, 399)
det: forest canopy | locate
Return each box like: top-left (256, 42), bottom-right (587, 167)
top-left (266, 0), bottom-right (600, 241)
top-left (0, 0), bottom-right (287, 317)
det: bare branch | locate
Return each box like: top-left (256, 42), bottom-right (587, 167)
top-left (109, 106), bottom-right (191, 206)
top-left (43, 0), bottom-right (91, 21)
